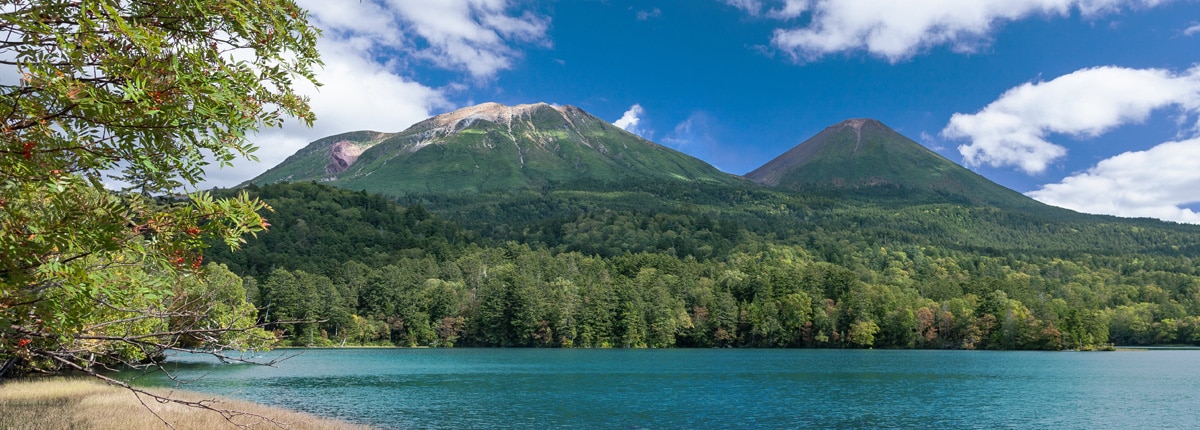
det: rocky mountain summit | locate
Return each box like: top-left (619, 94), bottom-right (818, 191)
top-left (251, 102), bottom-right (737, 195)
top-left (747, 118), bottom-right (1045, 209)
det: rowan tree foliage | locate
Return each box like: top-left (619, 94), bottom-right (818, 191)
top-left (0, 0), bottom-right (320, 379)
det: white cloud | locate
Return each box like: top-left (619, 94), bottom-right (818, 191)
top-left (202, 1), bottom-right (553, 189)
top-left (387, 0), bottom-right (550, 79)
top-left (919, 131), bottom-right (946, 151)
top-left (723, 0), bottom-right (810, 18)
top-left (197, 1), bottom-right (550, 189)
top-left (613, 104), bottom-right (647, 137)
top-left (661, 112), bottom-right (736, 171)
top-left (199, 36), bottom-right (449, 189)
top-left (1027, 137), bottom-right (1200, 224)
top-left (740, 0), bottom-right (1171, 61)
top-left (769, 1), bottom-right (812, 18)
top-left (663, 112), bottom-right (717, 149)
top-left (941, 66), bottom-right (1200, 174)
top-left (723, 0), bottom-right (764, 15)
top-left (1186, 23), bottom-right (1200, 36)
top-left (663, 118), bottom-right (696, 147)
top-left (637, 8), bottom-right (662, 21)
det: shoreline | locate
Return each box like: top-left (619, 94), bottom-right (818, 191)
top-left (0, 377), bottom-right (372, 430)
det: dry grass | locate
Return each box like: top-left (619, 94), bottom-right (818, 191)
top-left (0, 377), bottom-right (374, 430)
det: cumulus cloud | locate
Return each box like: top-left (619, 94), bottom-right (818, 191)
top-left (730, 0), bottom-right (1172, 61)
top-left (1027, 137), bottom-right (1200, 224)
top-left (1186, 23), bottom-right (1200, 36)
top-left (613, 104), bottom-right (647, 137)
top-left (387, 0), bottom-right (550, 79)
top-left (197, 1), bottom-right (550, 188)
top-left (199, 38), bottom-right (449, 189)
top-left (941, 66), bottom-right (1200, 174)
top-left (199, 0), bottom-right (550, 188)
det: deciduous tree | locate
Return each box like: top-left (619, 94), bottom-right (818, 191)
top-left (0, 0), bottom-right (319, 390)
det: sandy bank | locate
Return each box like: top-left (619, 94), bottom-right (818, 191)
top-left (0, 377), bottom-right (373, 429)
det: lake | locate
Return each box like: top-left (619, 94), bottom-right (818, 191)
top-left (129, 348), bottom-right (1200, 429)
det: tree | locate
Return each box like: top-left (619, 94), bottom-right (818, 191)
top-left (847, 320), bottom-right (879, 347)
top-left (1, 0), bottom-right (319, 392)
top-left (171, 263), bottom-right (272, 352)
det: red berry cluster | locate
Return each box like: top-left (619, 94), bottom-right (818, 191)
top-left (21, 142), bottom-right (35, 159)
top-left (168, 250), bottom-right (203, 271)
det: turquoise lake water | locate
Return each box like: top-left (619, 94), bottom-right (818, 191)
top-left (131, 349), bottom-right (1200, 429)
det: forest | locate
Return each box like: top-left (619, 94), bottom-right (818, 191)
top-left (201, 181), bottom-right (1200, 350)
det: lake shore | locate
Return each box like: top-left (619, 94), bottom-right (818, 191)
top-left (0, 377), bottom-right (373, 430)
top-left (127, 348), bottom-right (1200, 428)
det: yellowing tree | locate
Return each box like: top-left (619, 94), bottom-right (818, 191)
top-left (0, 0), bottom-right (320, 381)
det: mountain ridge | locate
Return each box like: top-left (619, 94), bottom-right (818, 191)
top-left (250, 102), bottom-right (740, 196)
top-left (205, 106), bottom-right (1200, 353)
top-left (254, 105), bottom-right (1066, 216)
top-left (747, 118), bottom-right (883, 187)
top-left (746, 118), bottom-right (1049, 210)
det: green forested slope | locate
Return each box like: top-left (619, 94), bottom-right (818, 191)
top-left (746, 118), bottom-right (1049, 211)
top-left (206, 182), bottom-right (1200, 350)
top-left (250, 131), bottom-right (391, 185)
top-left (249, 103), bottom-right (739, 195)
top-left (209, 112), bottom-right (1200, 351)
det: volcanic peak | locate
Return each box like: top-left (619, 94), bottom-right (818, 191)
top-left (430, 102), bottom-right (568, 129)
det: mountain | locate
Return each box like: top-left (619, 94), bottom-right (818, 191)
top-left (251, 102), bottom-right (739, 196)
top-left (746, 119), bottom-right (1044, 209)
top-left (209, 115), bottom-right (1200, 351)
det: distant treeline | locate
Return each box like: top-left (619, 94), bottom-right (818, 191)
top-left (206, 182), bottom-right (1200, 350)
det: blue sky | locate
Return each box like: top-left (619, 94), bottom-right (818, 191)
top-left (212, 0), bottom-right (1200, 223)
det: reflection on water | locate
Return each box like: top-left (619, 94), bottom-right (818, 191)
top-left (127, 349), bottom-right (1200, 429)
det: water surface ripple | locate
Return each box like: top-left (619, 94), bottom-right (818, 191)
top-left (132, 349), bottom-right (1200, 429)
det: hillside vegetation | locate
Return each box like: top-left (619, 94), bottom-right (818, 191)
top-left (205, 106), bottom-right (1200, 350)
top-left (250, 103), bottom-right (738, 195)
top-left (206, 181), bottom-right (1200, 350)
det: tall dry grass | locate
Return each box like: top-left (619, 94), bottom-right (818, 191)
top-left (0, 377), bottom-right (373, 429)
